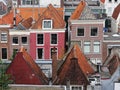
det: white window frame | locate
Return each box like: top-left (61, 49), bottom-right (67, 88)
top-left (50, 47), bottom-right (58, 59)
top-left (36, 48), bottom-right (44, 60)
top-left (93, 41), bottom-right (100, 53)
top-left (1, 33), bottom-right (7, 43)
top-left (76, 27), bottom-right (84, 36)
top-left (42, 20), bottom-right (52, 29)
top-left (21, 36), bottom-right (28, 45)
top-left (21, 0), bottom-right (39, 5)
top-left (84, 41), bottom-right (90, 53)
top-left (1, 48), bottom-right (7, 60)
top-left (50, 33), bottom-right (58, 45)
top-left (91, 27), bottom-right (98, 37)
top-left (70, 85), bottom-right (83, 90)
top-left (37, 33), bottom-right (44, 45)
top-left (12, 37), bottom-right (19, 45)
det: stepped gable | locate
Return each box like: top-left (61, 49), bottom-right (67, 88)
top-left (112, 4), bottom-right (120, 20)
top-left (6, 47), bottom-right (48, 85)
top-left (54, 44), bottom-right (94, 85)
top-left (31, 4), bottom-right (65, 29)
top-left (0, 10), bottom-right (23, 26)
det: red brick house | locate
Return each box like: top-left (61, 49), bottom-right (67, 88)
top-left (68, 1), bottom-right (105, 64)
top-left (6, 47), bottom-right (48, 84)
top-left (53, 44), bottom-right (95, 90)
top-left (30, 4), bottom-right (66, 60)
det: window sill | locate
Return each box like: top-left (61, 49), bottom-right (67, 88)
top-left (1, 41), bottom-right (7, 43)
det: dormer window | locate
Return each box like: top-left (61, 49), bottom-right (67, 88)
top-left (42, 20), bottom-right (52, 29)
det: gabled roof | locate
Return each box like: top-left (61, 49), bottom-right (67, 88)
top-left (54, 44), bottom-right (94, 85)
top-left (6, 47), bottom-right (48, 84)
top-left (112, 4), bottom-right (120, 20)
top-left (103, 48), bottom-right (120, 75)
top-left (100, 0), bottom-right (105, 3)
top-left (0, 11), bottom-right (23, 26)
top-left (0, 11), bottom-right (23, 25)
top-left (70, 1), bottom-right (96, 20)
top-left (31, 4), bottom-right (65, 29)
top-left (70, 1), bottom-right (86, 20)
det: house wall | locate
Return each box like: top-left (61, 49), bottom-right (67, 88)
top-left (0, 28), bottom-right (9, 60)
top-left (9, 30), bottom-right (30, 60)
top-left (70, 20), bottom-right (104, 62)
top-left (104, 0), bottom-right (120, 16)
top-left (30, 31), bottom-right (65, 60)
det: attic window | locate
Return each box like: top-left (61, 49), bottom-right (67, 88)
top-left (42, 20), bottom-right (52, 29)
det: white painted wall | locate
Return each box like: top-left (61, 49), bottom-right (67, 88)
top-left (114, 83), bottom-right (120, 90)
top-left (104, 0), bottom-right (120, 17)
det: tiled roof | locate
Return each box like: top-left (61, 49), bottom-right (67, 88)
top-left (0, 10), bottom-right (23, 26)
top-left (70, 1), bottom-right (86, 20)
top-left (7, 47), bottom-right (48, 84)
top-left (112, 4), bottom-right (120, 20)
top-left (100, 0), bottom-right (105, 3)
top-left (31, 4), bottom-right (65, 29)
top-left (54, 44), bottom-right (94, 85)
top-left (21, 17), bottom-right (33, 29)
top-left (103, 48), bottom-right (120, 75)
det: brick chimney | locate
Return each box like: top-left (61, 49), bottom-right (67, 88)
top-left (52, 47), bottom-right (57, 82)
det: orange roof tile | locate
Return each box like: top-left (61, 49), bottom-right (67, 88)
top-left (100, 0), bottom-right (105, 3)
top-left (54, 44), bottom-right (94, 84)
top-left (0, 10), bottom-right (23, 26)
top-left (31, 4), bottom-right (66, 29)
top-left (112, 4), bottom-right (120, 20)
top-left (21, 17), bottom-right (33, 29)
top-left (70, 1), bottom-right (86, 20)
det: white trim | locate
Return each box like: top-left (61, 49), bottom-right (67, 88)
top-left (90, 27), bottom-right (99, 37)
top-left (70, 20), bottom-right (105, 25)
top-left (30, 29), bottom-right (66, 33)
top-left (76, 27), bottom-right (85, 37)
top-left (50, 33), bottom-right (58, 45)
top-left (9, 31), bottom-right (30, 35)
top-left (42, 20), bottom-right (52, 29)
top-left (103, 40), bottom-right (120, 42)
top-left (36, 48), bottom-right (44, 60)
top-left (36, 33), bottom-right (44, 46)
top-left (70, 85), bottom-right (83, 90)
top-left (1, 47), bottom-right (8, 60)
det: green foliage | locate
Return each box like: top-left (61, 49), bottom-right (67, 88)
top-left (0, 61), bottom-right (13, 90)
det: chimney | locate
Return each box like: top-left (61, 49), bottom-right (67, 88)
top-left (52, 47), bottom-right (57, 83)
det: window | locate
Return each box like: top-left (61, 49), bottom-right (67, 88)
top-left (84, 41), bottom-right (90, 53)
top-left (51, 34), bottom-right (57, 44)
top-left (37, 48), bottom-right (43, 59)
top-left (21, 37), bottom-right (27, 44)
top-left (2, 48), bottom-right (7, 59)
top-left (70, 85), bottom-right (83, 90)
top-left (13, 37), bottom-right (18, 44)
top-left (22, 0), bottom-right (39, 5)
top-left (37, 34), bottom-right (43, 44)
top-left (77, 28), bottom-right (84, 36)
top-left (43, 20), bottom-right (52, 29)
top-left (91, 27), bottom-right (98, 36)
top-left (1, 33), bottom-right (7, 42)
top-left (51, 48), bottom-right (57, 59)
top-left (93, 41), bottom-right (100, 53)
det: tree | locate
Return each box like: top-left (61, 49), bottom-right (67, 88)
top-left (0, 61), bottom-right (13, 90)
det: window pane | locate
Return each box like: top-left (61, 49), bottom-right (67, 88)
top-left (51, 34), bottom-right (57, 44)
top-left (37, 34), bottom-right (43, 44)
top-left (13, 37), bottom-right (18, 44)
top-left (1, 33), bottom-right (7, 41)
top-left (37, 48), bottom-right (43, 59)
top-left (93, 41), bottom-right (100, 53)
top-left (84, 41), bottom-right (90, 53)
top-left (22, 37), bottom-right (27, 44)
top-left (91, 27), bottom-right (98, 36)
top-left (77, 28), bottom-right (84, 36)
top-left (2, 48), bottom-right (7, 59)
top-left (43, 20), bottom-right (52, 29)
